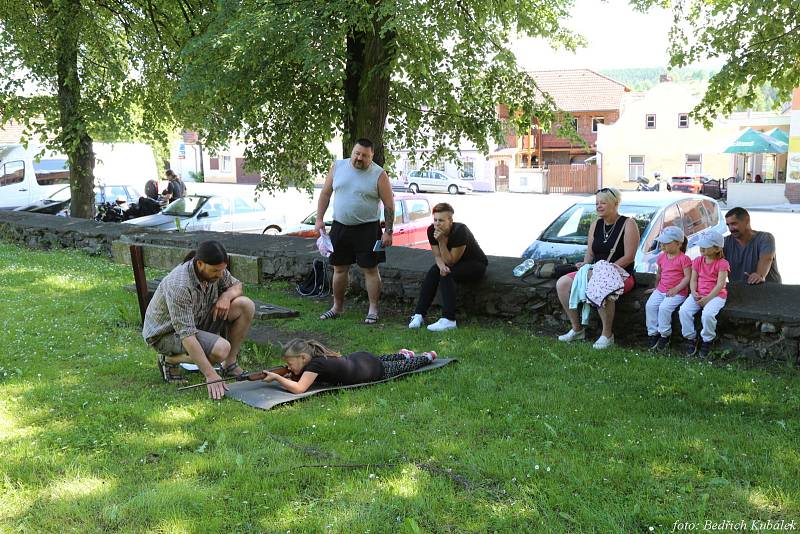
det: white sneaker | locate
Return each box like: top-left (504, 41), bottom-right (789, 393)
top-left (408, 314), bottom-right (424, 329)
top-left (427, 318), bottom-right (457, 332)
top-left (557, 329), bottom-right (585, 342)
top-left (593, 335), bottom-right (615, 349)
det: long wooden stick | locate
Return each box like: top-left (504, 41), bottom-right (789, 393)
top-left (130, 245), bottom-right (149, 323)
top-left (176, 374), bottom-right (250, 391)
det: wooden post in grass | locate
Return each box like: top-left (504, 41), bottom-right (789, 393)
top-left (130, 245), bottom-right (149, 323)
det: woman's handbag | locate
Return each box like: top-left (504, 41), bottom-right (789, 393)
top-left (553, 263), bottom-right (578, 278)
top-left (529, 258), bottom-right (576, 279)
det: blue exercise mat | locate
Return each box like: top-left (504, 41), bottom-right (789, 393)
top-left (225, 358), bottom-right (456, 410)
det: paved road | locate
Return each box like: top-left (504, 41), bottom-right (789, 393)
top-left (419, 191), bottom-right (585, 257)
top-left (744, 210), bottom-right (795, 284)
top-left (189, 182), bottom-right (797, 284)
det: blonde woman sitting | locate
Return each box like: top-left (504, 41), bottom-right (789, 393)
top-left (555, 187), bottom-right (640, 349)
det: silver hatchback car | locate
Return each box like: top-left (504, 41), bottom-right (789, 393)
top-left (406, 170), bottom-right (473, 195)
top-left (122, 194), bottom-right (285, 234)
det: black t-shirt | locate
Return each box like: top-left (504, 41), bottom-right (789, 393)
top-left (166, 179), bottom-right (185, 199)
top-left (427, 222), bottom-right (488, 265)
top-left (304, 352), bottom-right (384, 385)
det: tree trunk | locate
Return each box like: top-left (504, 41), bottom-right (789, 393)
top-left (343, 18), bottom-right (396, 166)
top-left (54, 0), bottom-right (95, 219)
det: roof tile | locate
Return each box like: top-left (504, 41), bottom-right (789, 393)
top-left (527, 69), bottom-right (629, 112)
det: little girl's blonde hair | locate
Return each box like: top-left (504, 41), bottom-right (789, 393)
top-left (282, 338), bottom-right (341, 360)
top-left (703, 245), bottom-right (724, 260)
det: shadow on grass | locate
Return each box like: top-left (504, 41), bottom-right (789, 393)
top-left (4, 332), bottom-right (799, 530)
top-left (2, 242), bottom-right (799, 531)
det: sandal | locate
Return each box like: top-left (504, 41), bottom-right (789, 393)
top-left (220, 362), bottom-right (246, 379)
top-left (158, 353), bottom-right (187, 383)
top-left (319, 309), bottom-right (341, 320)
top-left (364, 313), bottom-right (379, 325)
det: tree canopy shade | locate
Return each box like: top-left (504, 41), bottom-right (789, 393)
top-left (632, 0), bottom-right (800, 126)
top-left (174, 0), bottom-right (582, 191)
top-left (0, 0), bottom-right (193, 217)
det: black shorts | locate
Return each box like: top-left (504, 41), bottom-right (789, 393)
top-left (329, 220), bottom-right (386, 268)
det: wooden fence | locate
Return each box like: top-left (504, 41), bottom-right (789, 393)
top-left (546, 164), bottom-right (597, 194)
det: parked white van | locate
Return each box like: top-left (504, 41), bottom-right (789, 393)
top-left (0, 143), bottom-right (158, 209)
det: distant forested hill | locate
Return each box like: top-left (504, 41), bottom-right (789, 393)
top-left (599, 67), bottom-right (713, 93)
top-left (599, 67), bottom-right (781, 111)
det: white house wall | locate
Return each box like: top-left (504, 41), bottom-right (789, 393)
top-left (169, 138), bottom-right (342, 184)
top-left (597, 83), bottom-right (738, 190)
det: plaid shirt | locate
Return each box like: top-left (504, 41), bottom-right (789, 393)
top-left (142, 261), bottom-right (240, 344)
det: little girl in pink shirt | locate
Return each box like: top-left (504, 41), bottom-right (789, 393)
top-left (644, 226), bottom-right (692, 351)
top-left (678, 230), bottom-right (729, 358)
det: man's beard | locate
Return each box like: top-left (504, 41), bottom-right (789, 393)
top-left (199, 270), bottom-right (220, 283)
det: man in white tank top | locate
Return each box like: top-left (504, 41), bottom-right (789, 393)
top-left (315, 138), bottom-right (395, 324)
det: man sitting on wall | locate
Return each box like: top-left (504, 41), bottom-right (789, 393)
top-left (142, 240), bottom-right (255, 399)
top-left (723, 207), bottom-right (781, 284)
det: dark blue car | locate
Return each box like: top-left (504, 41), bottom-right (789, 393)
top-left (521, 192), bottom-right (727, 273)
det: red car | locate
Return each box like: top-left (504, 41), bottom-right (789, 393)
top-left (671, 175), bottom-right (712, 194)
top-left (281, 193), bottom-right (433, 249)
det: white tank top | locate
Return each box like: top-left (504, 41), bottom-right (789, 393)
top-left (332, 158), bottom-right (383, 225)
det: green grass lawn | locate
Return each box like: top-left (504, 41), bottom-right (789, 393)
top-left (0, 241), bottom-right (798, 533)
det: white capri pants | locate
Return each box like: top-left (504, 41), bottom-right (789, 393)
top-left (645, 290), bottom-right (687, 337)
top-left (678, 296), bottom-right (727, 342)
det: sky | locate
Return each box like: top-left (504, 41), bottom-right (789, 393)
top-left (511, 0), bottom-right (720, 71)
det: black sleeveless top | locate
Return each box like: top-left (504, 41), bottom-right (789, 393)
top-left (591, 215), bottom-right (634, 274)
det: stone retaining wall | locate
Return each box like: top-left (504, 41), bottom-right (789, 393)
top-left (1, 209), bottom-right (798, 365)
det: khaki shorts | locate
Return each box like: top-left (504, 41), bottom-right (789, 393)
top-left (150, 316), bottom-right (228, 357)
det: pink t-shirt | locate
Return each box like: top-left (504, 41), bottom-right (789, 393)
top-left (656, 252), bottom-right (692, 296)
top-left (692, 256), bottom-right (730, 299)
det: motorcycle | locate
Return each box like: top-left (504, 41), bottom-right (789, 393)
top-left (94, 196), bottom-right (164, 223)
top-left (636, 174), bottom-right (671, 192)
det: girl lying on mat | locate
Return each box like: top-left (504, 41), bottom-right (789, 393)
top-left (263, 338), bottom-right (436, 394)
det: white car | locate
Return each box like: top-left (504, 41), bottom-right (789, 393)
top-left (122, 194), bottom-right (284, 234)
top-left (406, 170), bottom-right (473, 195)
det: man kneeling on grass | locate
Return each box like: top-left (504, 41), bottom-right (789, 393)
top-left (142, 240), bottom-right (255, 399)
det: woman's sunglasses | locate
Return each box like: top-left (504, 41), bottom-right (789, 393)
top-left (596, 188), bottom-right (617, 199)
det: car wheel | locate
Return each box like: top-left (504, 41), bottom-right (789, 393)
top-left (408, 183), bottom-right (419, 194)
top-left (262, 225), bottom-right (281, 235)
top-left (448, 185), bottom-right (458, 195)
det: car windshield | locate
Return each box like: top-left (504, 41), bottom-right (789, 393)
top-left (541, 203), bottom-right (659, 244)
top-left (163, 196), bottom-right (208, 217)
top-left (48, 185), bottom-right (140, 203)
top-left (96, 186), bottom-right (135, 204)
